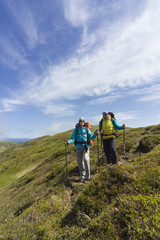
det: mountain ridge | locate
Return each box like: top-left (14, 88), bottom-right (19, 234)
top-left (0, 124), bottom-right (159, 239)
top-left (4, 138), bottom-right (31, 143)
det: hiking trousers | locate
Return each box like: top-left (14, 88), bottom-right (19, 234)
top-left (103, 138), bottom-right (118, 164)
top-left (75, 148), bottom-right (90, 180)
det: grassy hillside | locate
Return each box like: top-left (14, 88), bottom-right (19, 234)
top-left (0, 141), bottom-right (18, 153)
top-left (0, 125), bottom-right (160, 239)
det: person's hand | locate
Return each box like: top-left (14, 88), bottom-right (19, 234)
top-left (64, 141), bottom-right (69, 147)
top-left (122, 124), bottom-right (126, 129)
top-left (100, 130), bottom-right (103, 135)
top-left (94, 130), bottom-right (99, 135)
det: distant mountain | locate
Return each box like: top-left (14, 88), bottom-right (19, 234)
top-left (4, 138), bottom-right (31, 143)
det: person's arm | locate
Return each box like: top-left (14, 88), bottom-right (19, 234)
top-left (87, 129), bottom-right (98, 140)
top-left (99, 120), bottom-right (104, 135)
top-left (99, 121), bottom-right (102, 132)
top-left (67, 129), bottom-right (76, 144)
top-left (112, 119), bottom-right (125, 130)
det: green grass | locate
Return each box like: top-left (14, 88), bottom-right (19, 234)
top-left (0, 124), bottom-right (160, 239)
top-left (0, 141), bottom-right (17, 153)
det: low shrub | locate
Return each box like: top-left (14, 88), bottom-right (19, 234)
top-left (75, 167), bottom-right (132, 217)
top-left (137, 135), bottom-right (160, 153)
top-left (114, 194), bottom-right (160, 239)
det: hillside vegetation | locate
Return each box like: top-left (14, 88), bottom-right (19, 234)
top-left (0, 124), bottom-right (160, 239)
top-left (0, 141), bottom-right (18, 153)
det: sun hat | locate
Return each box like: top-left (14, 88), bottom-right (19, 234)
top-left (79, 117), bottom-right (85, 122)
top-left (102, 111), bottom-right (109, 115)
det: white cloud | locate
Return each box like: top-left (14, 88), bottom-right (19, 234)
top-left (89, 93), bottom-right (123, 105)
top-left (1, 0), bottom-right (160, 115)
top-left (0, 99), bottom-right (26, 113)
top-left (47, 121), bottom-right (75, 135)
top-left (26, 0), bottom-right (160, 102)
top-left (138, 84), bottom-right (160, 103)
top-left (0, 35), bottom-right (28, 69)
top-left (116, 112), bottom-right (138, 121)
top-left (0, 0), bottom-right (41, 70)
top-left (4, 0), bottom-right (38, 49)
top-left (91, 114), bottom-right (102, 125)
top-left (39, 103), bottom-right (75, 116)
top-left (91, 112), bottom-right (138, 125)
top-left (62, 0), bottom-right (91, 27)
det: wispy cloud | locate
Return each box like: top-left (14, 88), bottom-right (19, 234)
top-left (0, 99), bottom-right (26, 113)
top-left (1, 0), bottom-right (160, 116)
top-left (91, 111), bottom-right (138, 126)
top-left (62, 0), bottom-right (91, 27)
top-left (0, 0), bottom-right (40, 70)
top-left (88, 93), bottom-right (123, 105)
top-left (28, 0), bottom-right (160, 100)
top-left (39, 102), bottom-right (75, 116)
top-left (116, 112), bottom-right (138, 121)
top-left (4, 0), bottom-right (38, 49)
top-left (137, 84), bottom-right (160, 103)
top-left (0, 35), bottom-right (27, 69)
top-left (47, 121), bottom-right (75, 135)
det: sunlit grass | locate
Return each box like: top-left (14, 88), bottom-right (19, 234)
top-left (0, 124), bottom-right (160, 239)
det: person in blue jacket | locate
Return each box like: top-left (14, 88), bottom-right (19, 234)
top-left (65, 117), bottom-right (98, 183)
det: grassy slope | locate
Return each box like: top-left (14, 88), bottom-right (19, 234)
top-left (0, 125), bottom-right (159, 239)
top-left (0, 141), bottom-right (18, 153)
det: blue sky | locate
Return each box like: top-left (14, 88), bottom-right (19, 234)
top-left (0, 0), bottom-right (160, 139)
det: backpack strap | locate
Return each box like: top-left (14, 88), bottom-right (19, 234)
top-left (108, 112), bottom-right (116, 120)
top-left (109, 115), bottom-right (117, 137)
top-left (74, 124), bottom-right (90, 145)
top-left (74, 124), bottom-right (79, 145)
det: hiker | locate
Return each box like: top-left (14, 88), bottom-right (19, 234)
top-left (99, 112), bottom-right (125, 164)
top-left (65, 117), bottom-right (98, 183)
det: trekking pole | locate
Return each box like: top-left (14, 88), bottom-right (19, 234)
top-left (100, 134), bottom-right (103, 165)
top-left (65, 141), bottom-right (68, 180)
top-left (97, 133), bottom-right (100, 164)
top-left (123, 128), bottom-right (126, 161)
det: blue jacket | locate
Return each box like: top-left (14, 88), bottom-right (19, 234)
top-left (68, 126), bottom-right (97, 149)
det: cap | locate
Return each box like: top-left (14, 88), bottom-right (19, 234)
top-left (102, 111), bottom-right (108, 115)
top-left (79, 117), bottom-right (85, 122)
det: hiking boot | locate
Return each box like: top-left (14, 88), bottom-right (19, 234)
top-left (81, 178), bottom-right (85, 184)
top-left (85, 179), bottom-right (90, 184)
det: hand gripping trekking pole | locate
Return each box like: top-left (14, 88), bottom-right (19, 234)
top-left (123, 129), bottom-right (126, 161)
top-left (65, 141), bottom-right (68, 180)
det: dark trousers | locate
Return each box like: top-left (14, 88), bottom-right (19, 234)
top-left (103, 138), bottom-right (118, 164)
